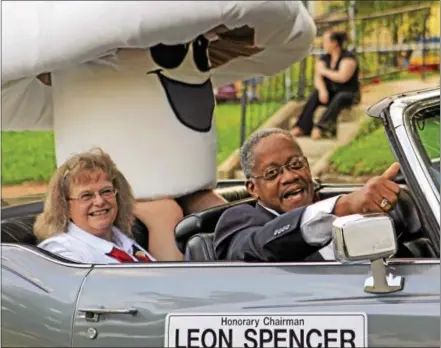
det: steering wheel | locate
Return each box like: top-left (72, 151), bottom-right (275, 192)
top-left (387, 189), bottom-right (422, 242)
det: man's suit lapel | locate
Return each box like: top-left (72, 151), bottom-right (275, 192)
top-left (255, 203), bottom-right (277, 220)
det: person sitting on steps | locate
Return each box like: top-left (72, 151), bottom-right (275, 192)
top-left (291, 30), bottom-right (360, 140)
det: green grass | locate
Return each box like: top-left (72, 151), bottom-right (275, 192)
top-left (329, 117), bottom-right (440, 176)
top-left (329, 122), bottom-right (396, 176)
top-left (1, 103), bottom-right (245, 185)
top-left (2, 131), bottom-right (57, 185)
top-left (215, 103), bottom-right (242, 164)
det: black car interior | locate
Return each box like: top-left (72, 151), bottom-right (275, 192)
top-left (1, 179), bottom-right (438, 262)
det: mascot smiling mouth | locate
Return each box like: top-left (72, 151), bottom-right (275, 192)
top-left (148, 69), bottom-right (215, 133)
top-left (143, 27), bottom-right (262, 134)
top-left (35, 25), bottom-right (263, 135)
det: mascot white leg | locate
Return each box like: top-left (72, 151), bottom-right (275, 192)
top-left (2, 1), bottom-right (316, 261)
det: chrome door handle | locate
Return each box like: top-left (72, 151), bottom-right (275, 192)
top-left (79, 307), bottom-right (138, 322)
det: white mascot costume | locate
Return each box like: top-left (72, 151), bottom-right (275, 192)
top-left (2, 1), bottom-right (316, 200)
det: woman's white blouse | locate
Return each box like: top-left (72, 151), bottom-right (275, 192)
top-left (38, 222), bottom-right (155, 264)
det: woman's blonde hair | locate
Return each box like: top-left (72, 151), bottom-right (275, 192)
top-left (34, 148), bottom-right (135, 241)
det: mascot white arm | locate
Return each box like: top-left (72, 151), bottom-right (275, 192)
top-left (2, 1), bottom-right (316, 201)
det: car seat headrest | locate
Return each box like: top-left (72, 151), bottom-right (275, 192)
top-left (175, 197), bottom-right (256, 253)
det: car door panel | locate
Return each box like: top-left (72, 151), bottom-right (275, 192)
top-left (72, 260), bottom-right (439, 347)
top-left (1, 245), bottom-right (92, 347)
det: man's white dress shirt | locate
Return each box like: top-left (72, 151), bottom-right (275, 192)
top-left (260, 196), bottom-right (341, 260)
top-left (38, 222), bottom-right (155, 264)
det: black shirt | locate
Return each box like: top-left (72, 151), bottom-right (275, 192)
top-left (320, 49), bottom-right (359, 93)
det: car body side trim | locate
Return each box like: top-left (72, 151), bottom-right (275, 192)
top-left (2, 244), bottom-right (439, 268)
top-left (1, 263), bottom-right (52, 293)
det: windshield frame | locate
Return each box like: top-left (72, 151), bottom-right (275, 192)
top-left (384, 90), bottom-right (440, 255)
top-left (404, 99), bottom-right (440, 197)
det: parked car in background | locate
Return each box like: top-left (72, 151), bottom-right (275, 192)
top-left (214, 83), bottom-right (239, 103)
top-left (1, 87), bottom-right (440, 347)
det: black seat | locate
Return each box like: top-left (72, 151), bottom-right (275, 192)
top-left (215, 186), bottom-right (250, 202)
top-left (130, 219), bottom-right (150, 251)
top-left (174, 185), bottom-right (254, 254)
top-left (404, 238), bottom-right (437, 258)
top-left (390, 186), bottom-right (422, 240)
top-left (185, 233), bottom-right (217, 261)
top-left (175, 197), bottom-right (256, 255)
top-left (1, 215), bottom-right (38, 244)
top-left (2, 201), bottom-right (44, 220)
top-left (1, 201), bottom-right (43, 245)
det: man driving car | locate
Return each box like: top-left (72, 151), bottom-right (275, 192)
top-left (214, 128), bottom-right (401, 261)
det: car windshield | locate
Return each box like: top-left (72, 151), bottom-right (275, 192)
top-left (411, 105), bottom-right (440, 191)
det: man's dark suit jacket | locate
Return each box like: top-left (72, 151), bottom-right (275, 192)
top-left (213, 203), bottom-right (325, 262)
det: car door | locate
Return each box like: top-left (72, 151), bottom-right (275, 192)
top-left (1, 244), bottom-right (93, 348)
top-left (72, 258), bottom-right (439, 347)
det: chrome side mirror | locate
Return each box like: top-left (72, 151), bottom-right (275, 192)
top-left (333, 213), bottom-right (404, 294)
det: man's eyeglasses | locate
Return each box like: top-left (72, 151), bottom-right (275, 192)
top-left (68, 187), bottom-right (118, 203)
top-left (250, 156), bottom-right (308, 181)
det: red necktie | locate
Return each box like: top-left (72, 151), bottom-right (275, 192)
top-left (106, 247), bottom-right (136, 263)
top-left (106, 246), bottom-right (153, 263)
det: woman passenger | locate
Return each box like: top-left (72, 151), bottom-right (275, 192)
top-left (35, 148), bottom-right (155, 264)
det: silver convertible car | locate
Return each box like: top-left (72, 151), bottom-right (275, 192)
top-left (2, 87), bottom-right (440, 347)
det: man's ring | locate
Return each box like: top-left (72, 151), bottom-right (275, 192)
top-left (380, 199), bottom-right (389, 209)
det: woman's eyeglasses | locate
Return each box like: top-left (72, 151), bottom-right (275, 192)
top-left (68, 187), bottom-right (118, 202)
